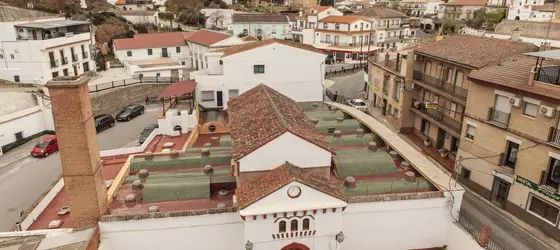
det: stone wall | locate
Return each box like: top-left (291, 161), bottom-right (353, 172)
top-left (494, 20), bottom-right (560, 40)
top-left (90, 84), bottom-right (170, 116)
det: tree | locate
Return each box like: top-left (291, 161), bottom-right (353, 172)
top-left (178, 8), bottom-right (200, 25)
top-left (320, 0), bottom-right (334, 6)
top-left (442, 17), bottom-right (457, 35)
top-left (207, 11), bottom-right (227, 30)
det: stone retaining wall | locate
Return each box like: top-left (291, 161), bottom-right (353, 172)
top-left (91, 84), bottom-right (170, 116)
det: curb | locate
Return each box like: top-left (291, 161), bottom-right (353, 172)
top-left (0, 155), bottom-right (30, 170)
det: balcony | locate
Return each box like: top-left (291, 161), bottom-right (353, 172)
top-left (487, 108), bottom-right (510, 127)
top-left (540, 170), bottom-right (559, 192)
top-left (72, 54), bottom-right (78, 62)
top-left (412, 70), bottom-right (468, 101)
top-left (383, 35), bottom-right (405, 42)
top-left (50, 59), bottom-right (59, 68)
top-left (14, 20), bottom-right (90, 41)
top-left (319, 40), bottom-right (375, 47)
top-left (535, 66), bottom-right (560, 86)
top-left (411, 99), bottom-right (462, 134)
top-left (61, 57), bottom-right (68, 65)
top-left (82, 52), bottom-right (89, 59)
top-left (548, 127), bottom-right (560, 146)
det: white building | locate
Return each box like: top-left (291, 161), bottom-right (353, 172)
top-left (184, 29), bottom-right (244, 70)
top-left (191, 39), bottom-right (326, 109)
top-left (0, 6), bottom-right (96, 84)
top-left (232, 14), bottom-right (292, 40)
top-left (507, 1), bottom-right (555, 21)
top-left (356, 6), bottom-right (417, 51)
top-left (200, 8), bottom-right (236, 30)
top-left (111, 0), bottom-right (166, 11)
top-left (399, 0), bottom-right (444, 17)
top-left (116, 10), bottom-right (159, 26)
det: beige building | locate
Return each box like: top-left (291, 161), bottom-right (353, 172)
top-left (459, 51), bottom-right (560, 241)
top-left (401, 35), bottom-right (537, 170)
top-left (440, 0), bottom-right (488, 20)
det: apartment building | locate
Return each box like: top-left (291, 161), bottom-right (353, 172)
top-left (399, 0), bottom-right (445, 17)
top-left (459, 50), bottom-right (560, 240)
top-left (231, 14), bottom-right (292, 40)
top-left (355, 6), bottom-right (417, 51)
top-left (402, 35), bottom-right (537, 170)
top-left (365, 50), bottom-right (413, 131)
top-left (0, 6), bottom-right (96, 84)
top-left (292, 5), bottom-right (343, 44)
top-left (440, 0), bottom-right (488, 20)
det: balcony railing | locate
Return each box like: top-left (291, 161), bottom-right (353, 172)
top-left (548, 127), bottom-right (560, 146)
top-left (319, 40), bottom-right (375, 47)
top-left (411, 99), bottom-right (462, 134)
top-left (412, 70), bottom-right (468, 100)
top-left (61, 57), bottom-right (68, 65)
top-left (72, 54), bottom-right (78, 62)
top-left (535, 66), bottom-right (560, 86)
top-left (50, 59), bottom-right (59, 68)
top-left (487, 108), bottom-right (510, 127)
top-left (161, 52), bottom-right (170, 58)
top-left (383, 35), bottom-right (405, 42)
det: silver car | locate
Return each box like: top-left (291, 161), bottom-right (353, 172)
top-left (346, 99), bottom-right (368, 112)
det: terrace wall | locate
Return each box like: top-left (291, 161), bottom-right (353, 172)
top-left (90, 84), bottom-right (169, 116)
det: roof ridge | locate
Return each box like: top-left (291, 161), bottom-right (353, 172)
top-left (261, 85), bottom-right (289, 129)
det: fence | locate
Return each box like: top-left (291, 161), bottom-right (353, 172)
top-left (325, 88), bottom-right (355, 105)
top-left (88, 76), bottom-right (184, 94)
top-left (325, 63), bottom-right (366, 78)
top-left (455, 213), bottom-right (507, 250)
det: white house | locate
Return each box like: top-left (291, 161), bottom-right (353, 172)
top-left (399, 0), bottom-right (444, 17)
top-left (184, 29), bottom-right (244, 70)
top-left (111, 0), bottom-right (166, 11)
top-left (232, 14), bottom-right (292, 39)
top-left (355, 6), bottom-right (417, 51)
top-left (191, 38), bottom-right (326, 109)
top-left (507, 1), bottom-right (556, 21)
top-left (200, 8), bottom-right (235, 30)
top-left (116, 10), bottom-right (159, 26)
top-left (0, 6), bottom-right (96, 84)
top-left (113, 32), bottom-right (192, 79)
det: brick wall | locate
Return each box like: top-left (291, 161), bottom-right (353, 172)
top-left (90, 84), bottom-right (170, 116)
top-left (495, 20), bottom-right (560, 40)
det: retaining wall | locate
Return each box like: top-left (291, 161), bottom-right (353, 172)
top-left (90, 84), bottom-right (170, 116)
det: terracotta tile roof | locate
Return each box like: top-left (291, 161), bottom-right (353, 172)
top-left (308, 5), bottom-right (331, 13)
top-left (181, 31), bottom-right (195, 39)
top-left (353, 6), bottom-right (408, 18)
top-left (113, 32), bottom-right (187, 50)
top-left (414, 35), bottom-right (538, 68)
top-left (115, 0), bottom-right (126, 4)
top-left (157, 79), bottom-right (196, 99)
top-left (236, 163), bottom-right (346, 210)
top-left (442, 0), bottom-right (487, 6)
top-left (469, 55), bottom-right (560, 100)
top-left (217, 38), bottom-right (325, 57)
top-left (228, 84), bottom-right (331, 160)
top-left (232, 14), bottom-right (289, 23)
top-left (184, 29), bottom-right (231, 47)
top-left (319, 15), bottom-right (363, 24)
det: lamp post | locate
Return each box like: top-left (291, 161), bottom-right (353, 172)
top-left (245, 240), bottom-right (254, 250)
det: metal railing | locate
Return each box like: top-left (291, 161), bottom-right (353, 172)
top-left (535, 67), bottom-right (560, 85)
top-left (383, 35), bottom-right (405, 42)
top-left (412, 70), bottom-right (468, 100)
top-left (548, 127), bottom-right (560, 146)
top-left (319, 40), bottom-right (374, 47)
top-left (456, 213), bottom-right (507, 250)
top-left (487, 108), bottom-right (510, 127)
top-left (88, 76), bottom-right (183, 94)
top-left (324, 63), bottom-right (366, 78)
top-left (411, 99), bottom-right (462, 134)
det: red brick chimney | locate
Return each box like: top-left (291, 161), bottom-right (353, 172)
top-left (46, 76), bottom-right (109, 230)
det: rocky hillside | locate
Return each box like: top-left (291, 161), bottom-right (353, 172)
top-left (0, 0), bottom-right (114, 15)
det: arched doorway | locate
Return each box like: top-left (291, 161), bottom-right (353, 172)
top-left (515, 16), bottom-right (520, 20)
top-left (420, 23), bottom-right (425, 29)
top-left (425, 24), bottom-right (432, 30)
top-left (281, 242), bottom-right (310, 250)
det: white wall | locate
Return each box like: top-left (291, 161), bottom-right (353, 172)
top-left (115, 45), bottom-right (191, 63)
top-left (232, 22), bottom-right (291, 39)
top-left (239, 132), bottom-right (331, 172)
top-left (99, 213), bottom-right (244, 250)
top-left (122, 14), bottom-right (159, 25)
top-left (0, 106), bottom-right (47, 148)
top-left (446, 223), bottom-right (485, 250)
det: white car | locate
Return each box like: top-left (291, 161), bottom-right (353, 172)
top-left (346, 99), bottom-right (368, 112)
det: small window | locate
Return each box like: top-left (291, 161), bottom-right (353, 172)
top-left (63, 68), bottom-right (68, 76)
top-left (181, 61), bottom-right (186, 65)
top-left (176, 47), bottom-right (181, 53)
top-left (14, 131), bottom-right (23, 140)
top-left (0, 54), bottom-right (3, 59)
top-left (335, 23), bottom-right (340, 30)
top-left (253, 65), bottom-right (265, 74)
top-left (461, 168), bottom-right (471, 181)
top-left (528, 195), bottom-right (559, 224)
top-left (466, 124), bottom-right (476, 140)
top-left (52, 71), bottom-right (59, 78)
top-left (201, 91), bottom-right (215, 101)
top-left (156, 73), bottom-right (160, 77)
top-left (302, 219), bottom-right (310, 230)
top-left (290, 220), bottom-right (298, 232)
top-left (148, 49), bottom-right (153, 55)
top-left (10, 54), bottom-right (14, 59)
top-left (420, 119), bottom-right (430, 136)
top-left (139, 74), bottom-right (143, 78)
top-left (279, 221), bottom-right (286, 233)
top-left (229, 89), bottom-right (239, 98)
top-left (14, 75), bottom-right (20, 82)
top-left (523, 102), bottom-right (538, 118)
top-left (323, 23), bottom-right (327, 29)
top-left (127, 51), bottom-right (132, 57)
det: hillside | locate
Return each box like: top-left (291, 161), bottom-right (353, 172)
top-left (0, 0), bottom-right (114, 15)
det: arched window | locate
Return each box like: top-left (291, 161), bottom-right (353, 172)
top-left (335, 23), bottom-right (340, 30)
top-left (323, 22), bottom-right (327, 29)
top-left (303, 219), bottom-right (310, 230)
top-left (290, 219), bottom-right (298, 231)
top-left (279, 221), bottom-right (286, 233)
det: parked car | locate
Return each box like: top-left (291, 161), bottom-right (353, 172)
top-left (31, 135), bottom-right (58, 158)
top-left (116, 104), bottom-right (145, 122)
top-left (139, 124), bottom-right (159, 144)
top-left (346, 99), bottom-right (368, 112)
top-left (94, 114), bottom-right (115, 133)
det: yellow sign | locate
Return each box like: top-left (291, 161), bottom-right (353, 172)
top-left (425, 102), bottom-right (438, 109)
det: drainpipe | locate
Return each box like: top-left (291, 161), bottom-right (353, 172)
top-left (320, 61), bottom-right (325, 102)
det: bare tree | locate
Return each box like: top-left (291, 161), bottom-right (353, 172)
top-left (207, 11), bottom-right (227, 30)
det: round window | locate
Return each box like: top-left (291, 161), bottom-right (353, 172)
top-left (287, 186), bottom-right (301, 198)
top-left (208, 125), bottom-right (216, 132)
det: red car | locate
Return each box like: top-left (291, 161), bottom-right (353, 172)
top-left (31, 135), bottom-right (58, 158)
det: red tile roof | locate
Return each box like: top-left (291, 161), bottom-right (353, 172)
top-left (319, 15), bottom-right (363, 24)
top-left (217, 38), bottom-right (325, 57)
top-left (235, 163), bottom-right (346, 210)
top-left (185, 29), bottom-right (232, 47)
top-left (115, 0), bottom-right (126, 5)
top-left (158, 79), bottom-right (196, 99)
top-left (228, 84), bottom-right (332, 160)
top-left (308, 5), bottom-right (331, 13)
top-left (241, 36), bottom-right (258, 42)
top-left (113, 32), bottom-right (187, 50)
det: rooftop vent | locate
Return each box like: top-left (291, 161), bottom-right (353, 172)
top-left (333, 130), bottom-right (342, 138)
top-left (310, 118), bottom-right (319, 125)
top-left (138, 169), bottom-right (149, 182)
top-left (132, 180), bottom-right (144, 191)
top-left (312, 103), bottom-right (319, 108)
top-left (201, 148), bottom-right (210, 157)
top-left (389, 150), bottom-right (399, 161)
top-left (368, 142), bottom-right (378, 152)
top-left (400, 161), bottom-right (411, 171)
top-left (356, 128), bottom-right (365, 137)
top-left (203, 165), bottom-right (214, 175)
top-left (404, 171), bottom-right (416, 183)
top-left (124, 194), bottom-right (136, 207)
top-left (169, 149), bottom-right (179, 158)
top-left (57, 206), bottom-right (70, 215)
top-left (204, 142), bottom-right (212, 147)
top-left (48, 220), bottom-right (62, 229)
top-left (144, 151), bottom-right (154, 160)
top-left (336, 116), bottom-right (344, 123)
top-left (217, 203), bottom-right (226, 208)
top-left (218, 190), bottom-right (229, 197)
top-left (343, 176), bottom-right (357, 190)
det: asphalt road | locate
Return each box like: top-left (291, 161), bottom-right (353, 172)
top-left (327, 71), bottom-right (365, 99)
top-left (0, 105), bottom-right (161, 231)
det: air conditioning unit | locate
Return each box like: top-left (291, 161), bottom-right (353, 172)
top-left (539, 105), bottom-right (555, 117)
top-left (509, 97), bottom-right (521, 107)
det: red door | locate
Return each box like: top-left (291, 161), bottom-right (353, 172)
top-left (281, 243), bottom-right (310, 250)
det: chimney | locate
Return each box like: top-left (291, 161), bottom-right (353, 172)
top-left (528, 66), bottom-right (536, 86)
top-left (299, 10), bottom-right (303, 16)
top-left (46, 76), bottom-right (108, 230)
top-left (343, 176), bottom-right (357, 190)
top-left (511, 27), bottom-right (521, 41)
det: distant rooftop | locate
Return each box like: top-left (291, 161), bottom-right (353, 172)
top-left (352, 6), bottom-right (407, 19)
top-left (14, 20), bottom-right (89, 29)
top-left (0, 5), bottom-right (59, 21)
top-left (442, 0), bottom-right (487, 6)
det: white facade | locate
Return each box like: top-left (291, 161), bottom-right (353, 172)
top-left (192, 42), bottom-right (325, 109)
top-left (238, 132), bottom-right (332, 172)
top-left (187, 36), bottom-right (244, 71)
top-left (232, 21), bottom-right (292, 40)
top-left (400, 0), bottom-right (444, 16)
top-left (157, 108), bottom-right (198, 135)
top-left (0, 18), bottom-right (96, 84)
top-left (200, 9), bottom-right (234, 30)
top-left (114, 45), bottom-right (191, 65)
top-left (119, 12), bottom-right (159, 25)
top-left (507, 0), bottom-right (554, 21)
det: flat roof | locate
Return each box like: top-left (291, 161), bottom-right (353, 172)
top-left (15, 20), bottom-right (89, 29)
top-left (524, 50), bottom-right (560, 60)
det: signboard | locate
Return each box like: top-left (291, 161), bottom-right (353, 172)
top-left (425, 102), bottom-right (438, 109)
top-left (516, 176), bottom-right (560, 202)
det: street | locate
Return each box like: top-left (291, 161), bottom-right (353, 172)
top-left (327, 71), bottom-right (365, 99)
top-left (0, 105), bottom-right (161, 231)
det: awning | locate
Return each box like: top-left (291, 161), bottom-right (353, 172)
top-left (158, 80), bottom-right (196, 99)
top-left (524, 50), bottom-right (560, 60)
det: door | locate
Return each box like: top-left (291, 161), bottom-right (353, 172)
top-left (32, 30), bottom-right (37, 40)
top-left (73, 66), bottom-right (77, 76)
top-left (171, 69), bottom-right (179, 81)
top-left (162, 48), bottom-right (168, 57)
top-left (217, 91), bottom-right (223, 107)
top-left (490, 177), bottom-right (510, 209)
top-left (381, 99), bottom-right (387, 115)
top-left (436, 128), bottom-right (445, 149)
top-left (504, 141), bottom-right (519, 169)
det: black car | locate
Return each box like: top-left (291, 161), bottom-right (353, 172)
top-left (139, 124), bottom-right (159, 144)
top-left (94, 114), bottom-right (115, 133)
top-left (116, 104), bottom-right (145, 122)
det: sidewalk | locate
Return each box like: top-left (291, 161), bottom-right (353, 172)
top-left (0, 137), bottom-right (46, 170)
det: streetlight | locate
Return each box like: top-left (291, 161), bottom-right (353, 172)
top-left (336, 231), bottom-right (345, 243)
top-left (245, 240), bottom-right (254, 250)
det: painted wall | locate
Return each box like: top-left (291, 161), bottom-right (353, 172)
top-left (232, 22), bottom-right (291, 39)
top-left (239, 132), bottom-right (332, 172)
top-left (0, 106), bottom-right (47, 148)
top-left (99, 213), bottom-right (244, 250)
top-left (121, 14), bottom-right (159, 25)
top-left (446, 222), bottom-right (485, 250)
top-left (114, 45), bottom-right (191, 64)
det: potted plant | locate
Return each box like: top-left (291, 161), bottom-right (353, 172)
top-left (423, 138), bottom-right (431, 147)
top-left (439, 148), bottom-right (449, 158)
